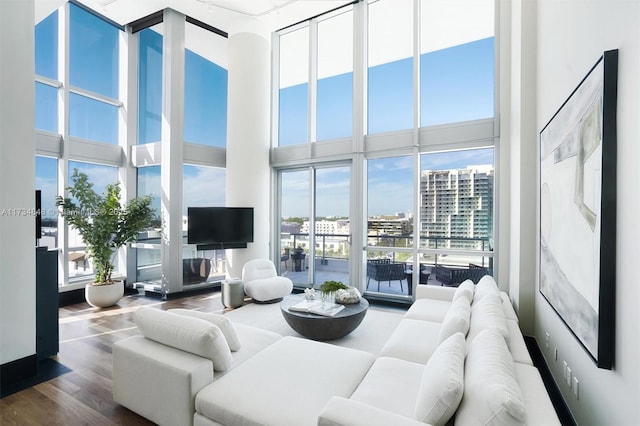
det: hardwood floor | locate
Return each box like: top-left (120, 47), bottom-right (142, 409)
top-left (0, 289), bottom-right (230, 426)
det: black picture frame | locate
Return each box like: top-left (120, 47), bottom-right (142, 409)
top-left (539, 49), bottom-right (617, 369)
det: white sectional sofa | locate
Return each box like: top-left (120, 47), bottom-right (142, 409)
top-left (322, 276), bottom-right (560, 426)
top-left (112, 275), bottom-right (560, 426)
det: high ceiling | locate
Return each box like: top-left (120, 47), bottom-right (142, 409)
top-left (35, 0), bottom-right (354, 32)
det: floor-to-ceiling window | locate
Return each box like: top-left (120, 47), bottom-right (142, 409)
top-left (182, 165), bottom-right (227, 284)
top-left (278, 165), bottom-right (351, 288)
top-left (66, 161), bottom-right (118, 278)
top-left (35, 156), bottom-right (58, 249)
top-left (368, 0), bottom-right (413, 134)
top-left (35, 3), bottom-right (229, 293)
top-left (366, 156), bottom-right (414, 296)
top-left (317, 8), bottom-right (353, 141)
top-left (35, 2), bottom-right (125, 287)
top-left (130, 12), bottom-right (229, 293)
top-left (278, 27), bottom-right (309, 147)
top-left (280, 170), bottom-right (311, 284)
top-left (138, 24), bottom-right (163, 145)
top-left (273, 0), bottom-right (496, 301)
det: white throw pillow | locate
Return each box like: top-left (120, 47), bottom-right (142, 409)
top-left (437, 296), bottom-right (471, 344)
top-left (452, 279), bottom-right (475, 304)
top-left (473, 275), bottom-right (500, 303)
top-left (415, 332), bottom-right (466, 426)
top-left (455, 328), bottom-right (526, 426)
top-left (134, 307), bottom-right (234, 371)
top-left (467, 292), bottom-right (509, 343)
top-left (168, 308), bottom-right (242, 351)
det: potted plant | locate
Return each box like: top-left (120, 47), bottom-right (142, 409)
top-left (56, 169), bottom-right (155, 308)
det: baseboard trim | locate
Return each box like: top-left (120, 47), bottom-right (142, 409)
top-left (524, 336), bottom-right (577, 426)
top-left (0, 354), bottom-right (38, 388)
top-left (58, 288), bottom-right (86, 307)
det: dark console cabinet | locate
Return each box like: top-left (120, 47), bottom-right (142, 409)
top-left (36, 246), bottom-right (59, 360)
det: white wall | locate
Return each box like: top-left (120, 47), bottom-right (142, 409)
top-left (535, 1), bottom-right (640, 424)
top-left (0, 0), bottom-right (36, 364)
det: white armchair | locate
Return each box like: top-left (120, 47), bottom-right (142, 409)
top-left (242, 258), bottom-right (293, 303)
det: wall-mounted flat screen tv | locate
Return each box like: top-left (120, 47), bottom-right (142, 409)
top-left (187, 207), bottom-right (254, 246)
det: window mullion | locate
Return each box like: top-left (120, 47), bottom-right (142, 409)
top-left (58, 2), bottom-right (71, 286)
top-left (308, 19), bottom-right (318, 148)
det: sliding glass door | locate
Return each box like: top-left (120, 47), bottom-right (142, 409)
top-left (279, 165), bottom-right (351, 288)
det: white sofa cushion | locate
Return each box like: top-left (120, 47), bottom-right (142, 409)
top-left (415, 332), bottom-right (466, 426)
top-left (221, 323), bottom-right (282, 378)
top-left (467, 292), bottom-right (509, 343)
top-left (379, 318), bottom-right (441, 364)
top-left (513, 363), bottom-right (561, 425)
top-left (134, 307), bottom-right (234, 372)
top-left (196, 336), bottom-right (375, 426)
top-left (404, 298), bottom-right (452, 323)
top-left (437, 296), bottom-right (471, 344)
top-left (319, 396), bottom-right (428, 426)
top-left (169, 309), bottom-right (242, 351)
top-left (350, 356), bottom-right (424, 419)
top-left (452, 279), bottom-right (475, 304)
top-left (456, 328), bottom-right (526, 426)
top-left (473, 274), bottom-right (500, 302)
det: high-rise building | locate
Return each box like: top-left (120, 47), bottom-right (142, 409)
top-left (420, 165), bottom-right (493, 250)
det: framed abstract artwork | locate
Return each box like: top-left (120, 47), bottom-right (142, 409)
top-left (539, 49), bottom-right (618, 369)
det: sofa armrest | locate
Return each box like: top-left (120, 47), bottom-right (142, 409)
top-left (318, 396), bottom-right (430, 426)
top-left (506, 319), bottom-right (534, 365)
top-left (500, 291), bottom-right (519, 321)
top-left (113, 335), bottom-right (214, 426)
top-left (415, 284), bottom-right (456, 301)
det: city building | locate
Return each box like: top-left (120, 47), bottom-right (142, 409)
top-left (420, 165), bottom-right (493, 250)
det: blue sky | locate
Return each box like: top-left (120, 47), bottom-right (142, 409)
top-left (35, 4), bottom-right (494, 223)
top-left (279, 37), bottom-right (494, 218)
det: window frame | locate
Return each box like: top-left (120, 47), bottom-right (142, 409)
top-left (272, 0), bottom-right (499, 300)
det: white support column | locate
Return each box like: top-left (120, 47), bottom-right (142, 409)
top-left (160, 9), bottom-right (186, 295)
top-left (225, 18), bottom-right (271, 279)
top-left (507, 0), bottom-right (537, 333)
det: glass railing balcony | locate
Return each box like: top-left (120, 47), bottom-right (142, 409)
top-left (283, 232), bottom-right (493, 297)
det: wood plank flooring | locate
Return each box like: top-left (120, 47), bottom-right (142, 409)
top-left (0, 289), bottom-right (230, 426)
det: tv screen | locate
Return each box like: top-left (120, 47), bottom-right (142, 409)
top-left (187, 207), bottom-right (254, 245)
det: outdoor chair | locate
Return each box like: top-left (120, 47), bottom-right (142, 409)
top-left (280, 248), bottom-right (290, 270)
top-left (366, 259), bottom-right (408, 293)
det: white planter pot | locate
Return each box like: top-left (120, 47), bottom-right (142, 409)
top-left (85, 281), bottom-right (123, 308)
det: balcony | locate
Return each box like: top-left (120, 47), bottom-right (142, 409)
top-left (281, 233), bottom-right (493, 297)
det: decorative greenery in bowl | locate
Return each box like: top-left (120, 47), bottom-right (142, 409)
top-left (319, 280), bottom-right (349, 296)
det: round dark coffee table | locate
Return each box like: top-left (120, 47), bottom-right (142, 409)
top-left (280, 293), bottom-right (369, 341)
